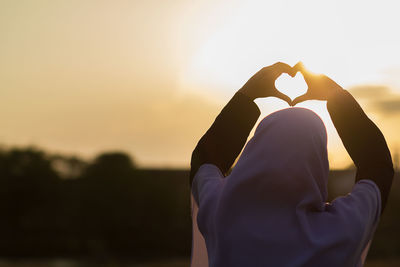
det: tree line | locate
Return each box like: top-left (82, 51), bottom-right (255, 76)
top-left (0, 147), bottom-right (398, 261)
top-left (0, 147), bottom-right (191, 260)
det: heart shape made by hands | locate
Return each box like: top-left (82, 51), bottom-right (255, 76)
top-left (275, 72), bottom-right (308, 101)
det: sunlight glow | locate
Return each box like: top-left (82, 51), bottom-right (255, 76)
top-left (1, 0), bottom-right (400, 168)
top-left (179, 0), bottom-right (400, 94)
top-left (176, 0), bottom-right (400, 168)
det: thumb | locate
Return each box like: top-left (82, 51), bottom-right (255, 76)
top-left (275, 91), bottom-right (292, 106)
top-left (293, 61), bottom-right (313, 81)
top-left (293, 61), bottom-right (305, 73)
top-left (291, 93), bottom-right (309, 106)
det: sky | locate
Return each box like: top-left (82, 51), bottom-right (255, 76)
top-left (1, 0), bottom-right (400, 169)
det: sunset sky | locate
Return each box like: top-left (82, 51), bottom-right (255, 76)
top-left (1, 0), bottom-right (400, 169)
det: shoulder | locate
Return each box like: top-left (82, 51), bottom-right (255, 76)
top-left (330, 179), bottom-right (381, 229)
top-left (192, 164), bottom-right (224, 205)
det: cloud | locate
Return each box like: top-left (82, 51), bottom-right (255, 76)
top-left (349, 85), bottom-right (391, 99)
top-left (371, 98), bottom-right (400, 114)
top-left (349, 85), bottom-right (400, 115)
top-left (382, 67), bottom-right (400, 89)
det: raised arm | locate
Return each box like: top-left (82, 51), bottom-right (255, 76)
top-left (190, 62), bottom-right (297, 186)
top-left (327, 90), bottom-right (394, 212)
top-left (293, 63), bottom-right (394, 212)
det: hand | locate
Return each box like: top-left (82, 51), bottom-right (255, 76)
top-left (239, 62), bottom-right (297, 105)
top-left (291, 62), bottom-right (344, 106)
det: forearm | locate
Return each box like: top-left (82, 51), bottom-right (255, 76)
top-left (327, 89), bottom-right (394, 211)
top-left (190, 92), bottom-right (261, 186)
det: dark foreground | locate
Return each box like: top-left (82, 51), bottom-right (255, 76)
top-left (0, 149), bottom-right (399, 264)
top-left (0, 258), bottom-right (400, 267)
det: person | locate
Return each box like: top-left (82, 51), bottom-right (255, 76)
top-left (189, 62), bottom-right (394, 267)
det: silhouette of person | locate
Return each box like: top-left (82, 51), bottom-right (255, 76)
top-left (189, 62), bottom-right (394, 267)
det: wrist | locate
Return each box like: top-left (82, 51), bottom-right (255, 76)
top-left (326, 87), bottom-right (346, 103)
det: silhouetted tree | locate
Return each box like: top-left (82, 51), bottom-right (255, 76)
top-left (79, 152), bottom-right (139, 257)
top-left (51, 155), bottom-right (87, 179)
top-left (0, 147), bottom-right (59, 255)
top-left (83, 152), bottom-right (136, 180)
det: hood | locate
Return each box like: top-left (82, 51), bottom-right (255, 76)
top-left (227, 107), bottom-right (329, 210)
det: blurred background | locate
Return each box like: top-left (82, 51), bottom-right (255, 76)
top-left (1, 0), bottom-right (399, 266)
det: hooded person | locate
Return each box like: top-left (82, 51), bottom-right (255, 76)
top-left (189, 62), bottom-right (394, 267)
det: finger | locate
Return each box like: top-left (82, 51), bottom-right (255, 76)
top-left (292, 93), bottom-right (310, 106)
top-left (274, 91), bottom-right (292, 106)
top-left (293, 61), bottom-right (304, 72)
top-left (272, 62), bottom-right (297, 77)
top-left (293, 61), bottom-right (313, 80)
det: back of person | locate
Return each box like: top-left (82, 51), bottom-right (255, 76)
top-left (190, 62), bottom-right (393, 267)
